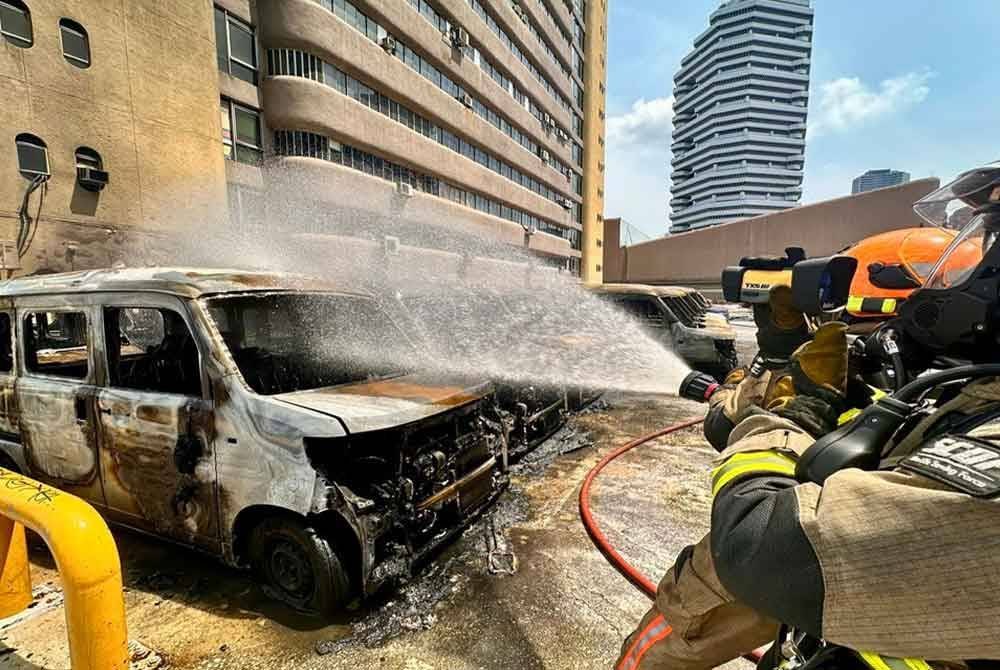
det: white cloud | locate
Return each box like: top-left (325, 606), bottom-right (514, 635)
top-left (809, 71), bottom-right (933, 138)
top-left (603, 96), bottom-right (676, 237)
top-left (606, 96), bottom-right (675, 148)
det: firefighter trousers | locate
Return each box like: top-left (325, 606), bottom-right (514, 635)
top-left (615, 533), bottom-right (777, 670)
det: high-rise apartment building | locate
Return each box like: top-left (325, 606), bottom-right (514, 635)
top-left (669, 0), bottom-right (813, 234)
top-left (1, 0), bottom-right (607, 277)
top-left (852, 169), bottom-right (911, 194)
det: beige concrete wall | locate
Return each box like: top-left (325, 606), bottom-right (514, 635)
top-left (257, 157), bottom-right (574, 259)
top-left (0, 0), bottom-right (227, 274)
top-left (604, 179), bottom-right (941, 287)
top-left (290, 230), bottom-right (569, 293)
top-left (602, 216), bottom-right (624, 281)
top-left (257, 0), bottom-right (577, 194)
top-left (257, 6), bottom-right (577, 206)
top-left (452, 0), bottom-right (575, 106)
top-left (515, 0), bottom-right (574, 66)
top-left (262, 77), bottom-right (570, 225)
top-left (270, 0), bottom-right (572, 169)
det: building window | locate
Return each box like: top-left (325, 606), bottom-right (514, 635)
top-left (221, 99), bottom-right (262, 165)
top-left (59, 19), bottom-right (90, 67)
top-left (15, 133), bottom-right (48, 179)
top-left (75, 146), bottom-right (102, 170)
top-left (214, 7), bottom-right (257, 85)
top-left (0, 0), bottom-right (31, 47)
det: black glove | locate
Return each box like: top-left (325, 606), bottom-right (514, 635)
top-left (772, 392), bottom-right (844, 438)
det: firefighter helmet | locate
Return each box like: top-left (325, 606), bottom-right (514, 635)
top-left (843, 227), bottom-right (961, 320)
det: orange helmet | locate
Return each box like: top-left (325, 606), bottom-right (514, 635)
top-left (843, 227), bottom-right (972, 319)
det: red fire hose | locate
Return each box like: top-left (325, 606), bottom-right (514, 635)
top-left (578, 417), bottom-right (765, 664)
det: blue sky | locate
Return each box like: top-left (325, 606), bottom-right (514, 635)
top-left (605, 0), bottom-right (1000, 239)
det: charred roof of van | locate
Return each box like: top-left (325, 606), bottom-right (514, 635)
top-left (0, 268), bottom-right (370, 299)
top-left (591, 283), bottom-right (698, 299)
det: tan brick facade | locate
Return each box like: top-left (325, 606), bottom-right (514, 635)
top-left (0, 0), bottom-right (227, 274)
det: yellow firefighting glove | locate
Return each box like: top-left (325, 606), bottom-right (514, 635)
top-left (754, 285), bottom-right (810, 361)
top-left (711, 368), bottom-right (769, 423)
top-left (769, 322), bottom-right (850, 438)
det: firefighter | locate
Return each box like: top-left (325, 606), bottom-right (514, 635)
top-left (616, 163), bottom-right (1000, 669)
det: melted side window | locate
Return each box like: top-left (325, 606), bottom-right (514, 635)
top-left (23, 311), bottom-right (89, 379)
top-left (103, 307), bottom-right (201, 397)
top-left (616, 297), bottom-right (665, 327)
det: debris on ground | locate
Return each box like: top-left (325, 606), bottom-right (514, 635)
top-left (129, 639), bottom-right (167, 669)
top-left (315, 478), bottom-right (532, 656)
top-left (484, 509), bottom-right (519, 575)
top-left (576, 397), bottom-right (611, 415)
top-left (514, 423), bottom-right (595, 476)
top-left (314, 556), bottom-right (459, 656)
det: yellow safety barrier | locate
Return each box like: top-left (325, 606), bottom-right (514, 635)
top-left (0, 467), bottom-right (128, 669)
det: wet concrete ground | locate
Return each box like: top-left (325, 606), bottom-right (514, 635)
top-left (0, 393), bottom-right (752, 670)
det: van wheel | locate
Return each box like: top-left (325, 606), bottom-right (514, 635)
top-left (248, 517), bottom-right (351, 614)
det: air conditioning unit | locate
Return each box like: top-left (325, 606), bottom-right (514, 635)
top-left (450, 25), bottom-right (470, 49)
top-left (540, 149), bottom-right (551, 162)
top-left (458, 92), bottom-right (474, 109)
top-left (560, 197), bottom-right (573, 210)
top-left (397, 182), bottom-right (414, 197)
top-left (77, 166), bottom-right (109, 192)
top-left (384, 235), bottom-right (401, 255)
top-left (512, 3), bottom-right (528, 23)
top-left (543, 112), bottom-right (553, 128)
top-left (380, 35), bottom-right (398, 55)
top-left (557, 130), bottom-right (569, 144)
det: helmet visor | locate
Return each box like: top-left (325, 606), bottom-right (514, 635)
top-left (922, 214), bottom-right (988, 289)
top-left (914, 162), bottom-right (1000, 227)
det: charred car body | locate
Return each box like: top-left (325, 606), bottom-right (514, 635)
top-left (592, 284), bottom-right (738, 379)
top-left (0, 268), bottom-right (506, 612)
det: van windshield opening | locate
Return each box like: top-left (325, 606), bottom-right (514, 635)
top-left (206, 292), bottom-right (417, 395)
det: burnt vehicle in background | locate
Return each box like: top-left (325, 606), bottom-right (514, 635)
top-left (592, 284), bottom-right (739, 379)
top-left (0, 268), bottom-right (506, 613)
top-left (395, 289), bottom-right (599, 460)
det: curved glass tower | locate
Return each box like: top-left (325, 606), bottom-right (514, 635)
top-left (669, 0), bottom-right (814, 234)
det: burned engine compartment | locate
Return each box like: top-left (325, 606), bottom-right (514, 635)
top-left (304, 398), bottom-right (507, 590)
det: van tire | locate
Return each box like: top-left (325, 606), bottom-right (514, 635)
top-left (248, 516), bottom-right (351, 614)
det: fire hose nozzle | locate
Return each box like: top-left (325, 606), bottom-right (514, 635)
top-left (679, 371), bottom-right (720, 403)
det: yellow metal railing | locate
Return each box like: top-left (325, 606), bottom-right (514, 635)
top-left (0, 468), bottom-right (128, 669)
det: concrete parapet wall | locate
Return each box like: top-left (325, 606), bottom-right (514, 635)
top-left (605, 178), bottom-right (941, 289)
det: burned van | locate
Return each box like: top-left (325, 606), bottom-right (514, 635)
top-left (0, 268), bottom-right (506, 613)
top-left (592, 284), bottom-right (738, 379)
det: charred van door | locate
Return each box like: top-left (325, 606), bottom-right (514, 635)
top-left (16, 305), bottom-right (105, 502)
top-left (0, 309), bottom-right (19, 454)
top-left (95, 299), bottom-right (220, 552)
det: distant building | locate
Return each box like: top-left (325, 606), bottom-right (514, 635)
top-left (852, 169), bottom-right (911, 194)
top-left (669, 0), bottom-right (814, 235)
